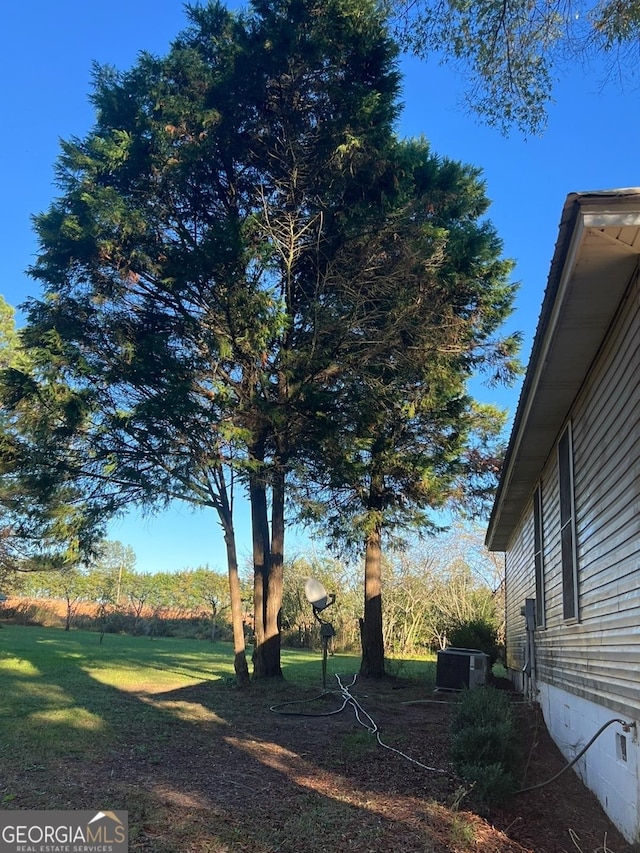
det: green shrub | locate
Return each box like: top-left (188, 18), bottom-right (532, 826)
top-left (452, 683), bottom-right (513, 729)
top-left (448, 619), bottom-right (501, 662)
top-left (455, 761), bottom-right (516, 804)
top-left (450, 719), bottom-right (516, 766)
top-left (450, 686), bottom-right (519, 807)
top-left (491, 661), bottom-right (509, 679)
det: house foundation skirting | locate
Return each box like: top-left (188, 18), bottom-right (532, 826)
top-left (537, 681), bottom-right (639, 843)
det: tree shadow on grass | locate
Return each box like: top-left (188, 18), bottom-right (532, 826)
top-left (0, 626), bottom-right (529, 853)
top-left (8, 627), bottom-right (627, 853)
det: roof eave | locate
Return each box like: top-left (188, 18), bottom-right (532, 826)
top-left (486, 189), bottom-right (640, 551)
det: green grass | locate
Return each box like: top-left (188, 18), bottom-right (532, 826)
top-left (0, 624), bottom-right (435, 761)
top-left (0, 623), bottom-right (443, 851)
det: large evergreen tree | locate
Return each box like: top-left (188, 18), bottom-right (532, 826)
top-left (14, 0), bottom-right (403, 679)
top-left (11, 0), bottom-right (518, 679)
top-left (294, 139), bottom-right (519, 676)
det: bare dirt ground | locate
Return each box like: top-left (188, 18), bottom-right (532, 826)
top-left (250, 678), bottom-right (633, 853)
top-left (5, 673), bottom-right (634, 852)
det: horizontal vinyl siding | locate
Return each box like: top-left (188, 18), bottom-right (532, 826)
top-left (534, 271), bottom-right (640, 717)
top-left (536, 631), bottom-right (640, 716)
top-left (504, 513), bottom-right (535, 672)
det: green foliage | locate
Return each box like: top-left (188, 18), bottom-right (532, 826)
top-left (450, 687), bottom-right (519, 806)
top-left (280, 555), bottom-right (361, 651)
top-left (392, 0), bottom-right (640, 135)
top-left (397, 543), bottom-right (504, 653)
top-left (452, 685), bottom-right (513, 733)
top-left (448, 618), bottom-right (501, 662)
top-left (0, 297), bottom-right (107, 585)
top-left (281, 527), bottom-right (503, 658)
top-left (0, 297), bottom-right (26, 371)
top-left (454, 760), bottom-right (516, 806)
top-left (12, 0), bottom-right (409, 677)
top-left (19, 0), bottom-right (405, 524)
top-left (8, 541), bottom-right (238, 640)
top-left (10, 0), bottom-right (518, 679)
top-left (8, 525), bottom-right (503, 658)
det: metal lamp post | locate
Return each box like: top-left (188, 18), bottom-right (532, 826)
top-left (304, 578), bottom-right (336, 691)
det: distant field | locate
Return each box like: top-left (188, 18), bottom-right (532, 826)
top-left (2, 595), bottom-right (215, 620)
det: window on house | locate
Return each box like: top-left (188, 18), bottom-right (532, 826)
top-left (558, 423), bottom-right (578, 620)
top-left (533, 484), bottom-right (545, 627)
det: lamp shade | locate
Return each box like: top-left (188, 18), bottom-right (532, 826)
top-left (304, 578), bottom-right (330, 611)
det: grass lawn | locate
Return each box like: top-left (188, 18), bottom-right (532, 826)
top-left (0, 624), bottom-right (393, 766)
top-left (1, 622), bottom-right (461, 852)
top-left (4, 622), bottom-right (610, 853)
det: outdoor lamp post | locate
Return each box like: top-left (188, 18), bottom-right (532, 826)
top-left (304, 578), bottom-right (336, 691)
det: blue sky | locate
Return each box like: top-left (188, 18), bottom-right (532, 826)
top-left (2, 1), bottom-right (638, 572)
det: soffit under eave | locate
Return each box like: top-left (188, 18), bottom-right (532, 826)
top-left (486, 219), bottom-right (640, 552)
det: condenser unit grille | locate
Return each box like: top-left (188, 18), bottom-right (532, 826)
top-left (436, 648), bottom-right (489, 690)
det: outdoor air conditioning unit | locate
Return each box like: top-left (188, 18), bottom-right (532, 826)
top-left (436, 647), bottom-right (489, 690)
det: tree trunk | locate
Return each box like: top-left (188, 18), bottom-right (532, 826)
top-left (265, 466), bottom-right (285, 676)
top-left (250, 449), bottom-right (283, 679)
top-left (219, 495), bottom-right (250, 687)
top-left (249, 464), bottom-right (284, 679)
top-left (359, 522), bottom-right (385, 678)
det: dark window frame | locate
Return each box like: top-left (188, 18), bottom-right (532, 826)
top-left (558, 422), bottom-right (579, 621)
top-left (533, 483), bottom-right (545, 628)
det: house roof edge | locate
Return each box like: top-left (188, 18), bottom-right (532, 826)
top-left (485, 188), bottom-right (640, 551)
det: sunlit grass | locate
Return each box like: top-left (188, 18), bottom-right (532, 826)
top-left (85, 662), bottom-right (208, 694)
top-left (0, 623), bottom-right (465, 852)
top-left (0, 657), bottom-right (41, 677)
top-left (0, 623), bottom-right (434, 777)
top-left (137, 696), bottom-right (228, 724)
top-left (0, 625), bottom-right (237, 765)
top-left (31, 707), bottom-right (105, 730)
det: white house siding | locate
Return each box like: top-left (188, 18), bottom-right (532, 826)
top-left (503, 434), bottom-right (562, 690)
top-left (503, 513), bottom-right (534, 690)
top-left (504, 270), bottom-right (640, 841)
top-left (535, 270), bottom-right (640, 719)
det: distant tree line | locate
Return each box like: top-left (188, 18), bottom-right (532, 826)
top-left (280, 527), bottom-right (504, 659)
top-left (4, 541), bottom-right (242, 641)
top-left (2, 528), bottom-right (503, 659)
